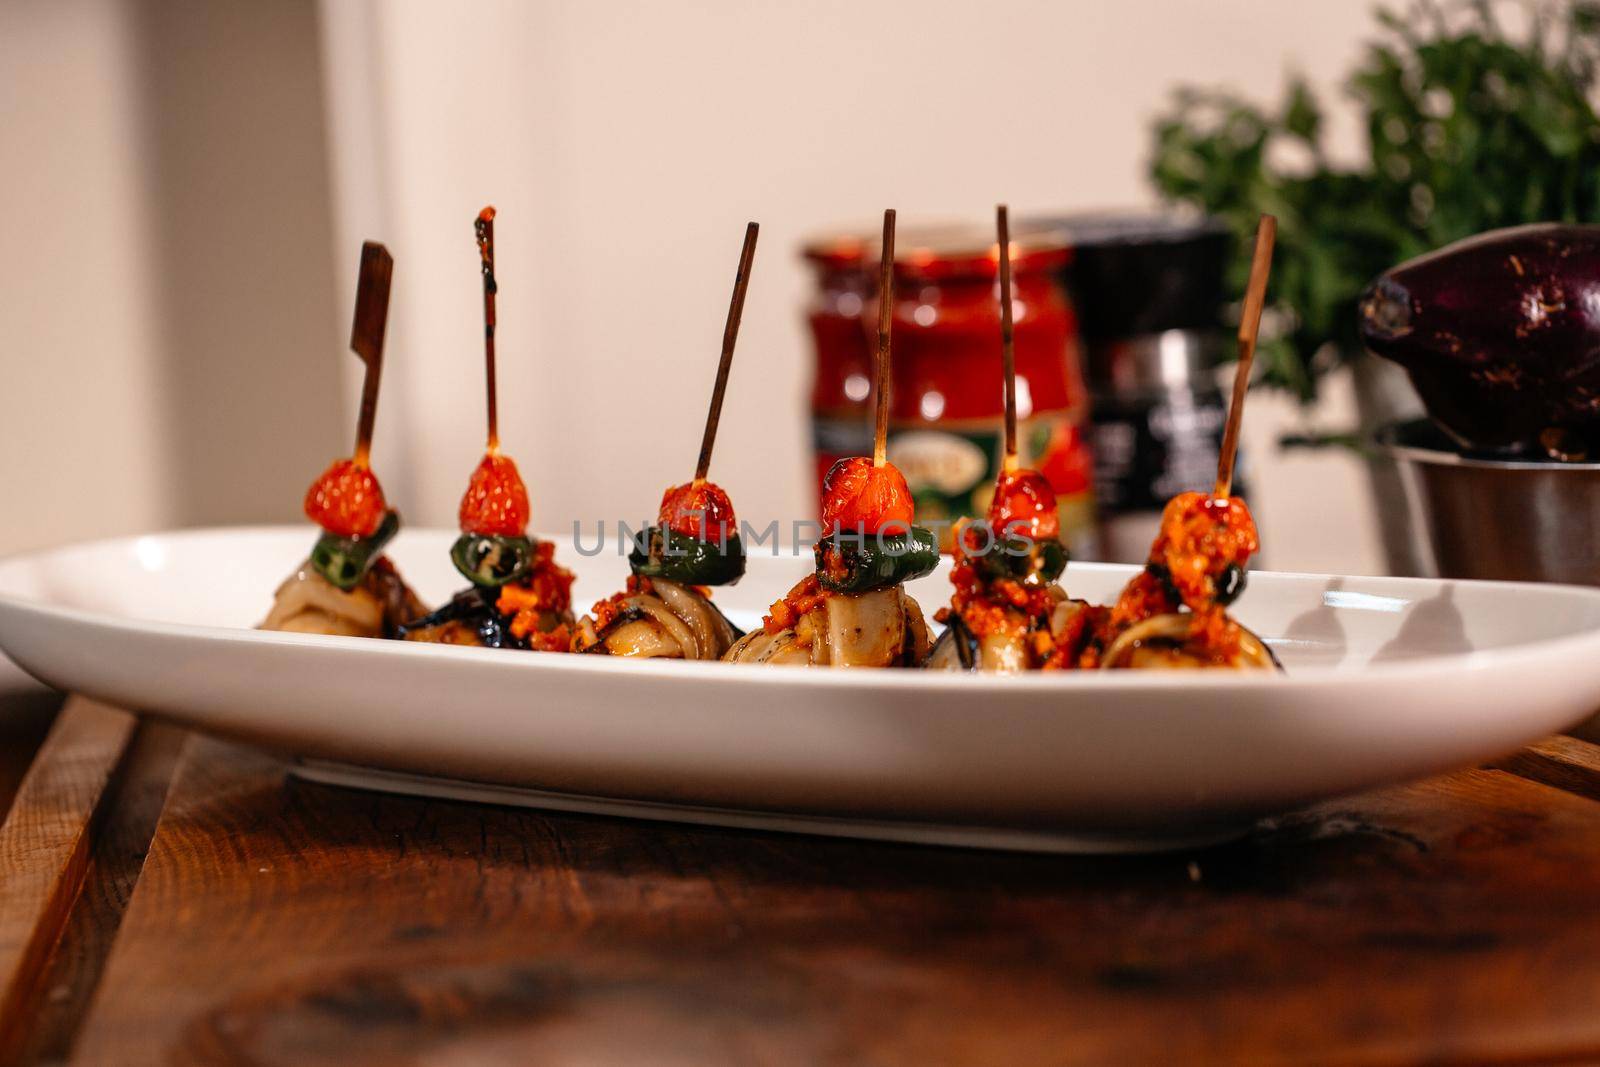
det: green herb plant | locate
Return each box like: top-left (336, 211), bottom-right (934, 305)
top-left (1150, 0), bottom-right (1600, 400)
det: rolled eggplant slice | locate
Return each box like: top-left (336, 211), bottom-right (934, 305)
top-left (397, 587), bottom-right (573, 649)
top-left (724, 586), bottom-right (929, 668)
top-left (260, 557), bottom-right (425, 640)
top-left (926, 614), bottom-right (979, 671)
top-left (396, 588), bottom-right (510, 648)
top-left (1099, 612), bottom-right (1280, 671)
top-left (572, 579), bottom-right (742, 660)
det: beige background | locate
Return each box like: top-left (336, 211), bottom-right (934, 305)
top-left (2, 0), bottom-right (1385, 574)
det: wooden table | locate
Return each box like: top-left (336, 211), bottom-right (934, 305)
top-left (2, 698), bottom-right (1599, 1066)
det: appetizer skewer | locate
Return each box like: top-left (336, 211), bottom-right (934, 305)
top-left (726, 210), bottom-right (936, 666)
top-left (572, 223), bottom-right (759, 658)
top-left (262, 242), bottom-right (425, 638)
top-left (398, 208), bottom-right (575, 650)
top-left (1085, 214), bottom-right (1280, 670)
top-left (927, 206), bottom-right (1093, 671)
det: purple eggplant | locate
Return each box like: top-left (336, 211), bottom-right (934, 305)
top-left (1359, 223), bottom-right (1600, 457)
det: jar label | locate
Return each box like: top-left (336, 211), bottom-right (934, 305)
top-left (886, 430), bottom-right (989, 495)
top-left (1090, 393), bottom-right (1243, 512)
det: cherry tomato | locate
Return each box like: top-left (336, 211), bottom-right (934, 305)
top-left (987, 468), bottom-right (1060, 542)
top-left (459, 452), bottom-right (530, 536)
top-left (658, 481), bottom-right (737, 544)
top-left (304, 459), bottom-right (387, 538)
top-left (820, 456), bottom-right (915, 535)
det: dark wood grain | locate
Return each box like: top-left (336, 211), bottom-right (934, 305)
top-left (1492, 735), bottom-right (1600, 803)
top-left (12, 721), bottom-right (186, 1067)
top-left (0, 688), bottom-right (58, 825)
top-left (57, 734), bottom-right (1600, 1067)
top-left (0, 702), bottom-right (135, 1062)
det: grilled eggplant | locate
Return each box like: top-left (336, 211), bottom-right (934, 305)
top-left (1359, 223), bottom-right (1600, 457)
top-left (1099, 613), bottom-right (1278, 671)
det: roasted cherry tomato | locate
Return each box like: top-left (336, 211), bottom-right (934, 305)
top-left (820, 456), bottom-right (915, 535)
top-left (459, 452), bottom-right (530, 537)
top-left (304, 458), bottom-right (387, 538)
top-left (658, 480), bottom-right (737, 544)
top-left (987, 467), bottom-right (1060, 542)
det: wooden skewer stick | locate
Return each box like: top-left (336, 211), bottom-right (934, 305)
top-left (693, 222), bottom-right (760, 485)
top-left (996, 205), bottom-right (1019, 474)
top-left (873, 209), bottom-right (897, 468)
top-left (474, 206), bottom-right (500, 452)
top-left (349, 241), bottom-right (394, 468)
top-left (1214, 213), bottom-right (1277, 499)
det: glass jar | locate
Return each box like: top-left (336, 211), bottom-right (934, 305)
top-left (802, 223), bottom-right (1097, 556)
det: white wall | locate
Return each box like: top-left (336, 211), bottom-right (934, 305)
top-left (2, 0), bottom-right (1389, 575)
top-left (1, 0), bottom-right (167, 552)
top-left (1, 0), bottom-right (345, 552)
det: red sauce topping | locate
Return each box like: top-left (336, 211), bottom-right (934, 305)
top-left (459, 452), bottom-right (530, 537)
top-left (1096, 491), bottom-right (1261, 664)
top-left (304, 459), bottom-right (387, 538)
top-left (820, 456), bottom-right (915, 535)
top-left (763, 575), bottom-right (825, 634)
top-left (1036, 603), bottom-right (1100, 670)
top-left (658, 481), bottom-right (737, 544)
top-left (988, 468), bottom-right (1060, 542)
top-left (940, 467), bottom-right (1060, 646)
top-left (589, 575), bottom-right (653, 633)
top-left (495, 540), bottom-right (574, 649)
top-left (1105, 569), bottom-right (1175, 632)
top-left (943, 551), bottom-right (1055, 639)
top-left (1147, 492), bottom-right (1257, 612)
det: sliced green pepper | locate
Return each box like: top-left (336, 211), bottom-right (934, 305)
top-left (814, 526), bottom-right (940, 594)
top-left (310, 510), bottom-right (400, 590)
top-left (973, 535), bottom-right (1067, 586)
top-left (629, 526), bottom-right (745, 586)
top-left (450, 533), bottom-right (535, 588)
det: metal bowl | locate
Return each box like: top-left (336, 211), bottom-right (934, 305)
top-left (1381, 419), bottom-right (1600, 585)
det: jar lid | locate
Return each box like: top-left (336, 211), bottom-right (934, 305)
top-left (802, 220), bottom-right (1071, 280)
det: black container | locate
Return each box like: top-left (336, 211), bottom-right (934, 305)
top-left (1037, 213), bottom-right (1242, 562)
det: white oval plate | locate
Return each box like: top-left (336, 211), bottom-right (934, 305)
top-left (2, 527), bottom-right (1599, 852)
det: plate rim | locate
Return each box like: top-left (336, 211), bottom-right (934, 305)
top-left (4, 524), bottom-right (1600, 692)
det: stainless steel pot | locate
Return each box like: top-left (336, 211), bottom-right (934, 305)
top-left (1384, 419), bottom-right (1600, 740)
top-left (1381, 419), bottom-right (1600, 584)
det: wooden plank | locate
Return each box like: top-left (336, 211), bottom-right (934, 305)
top-left (0, 701), bottom-right (135, 1063)
top-left (70, 739), bottom-right (1600, 1066)
top-left (0, 704), bottom-right (57, 830)
top-left (10, 722), bottom-right (186, 1067)
top-left (1492, 735), bottom-right (1600, 804)
top-left (0, 669), bottom-right (63, 823)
